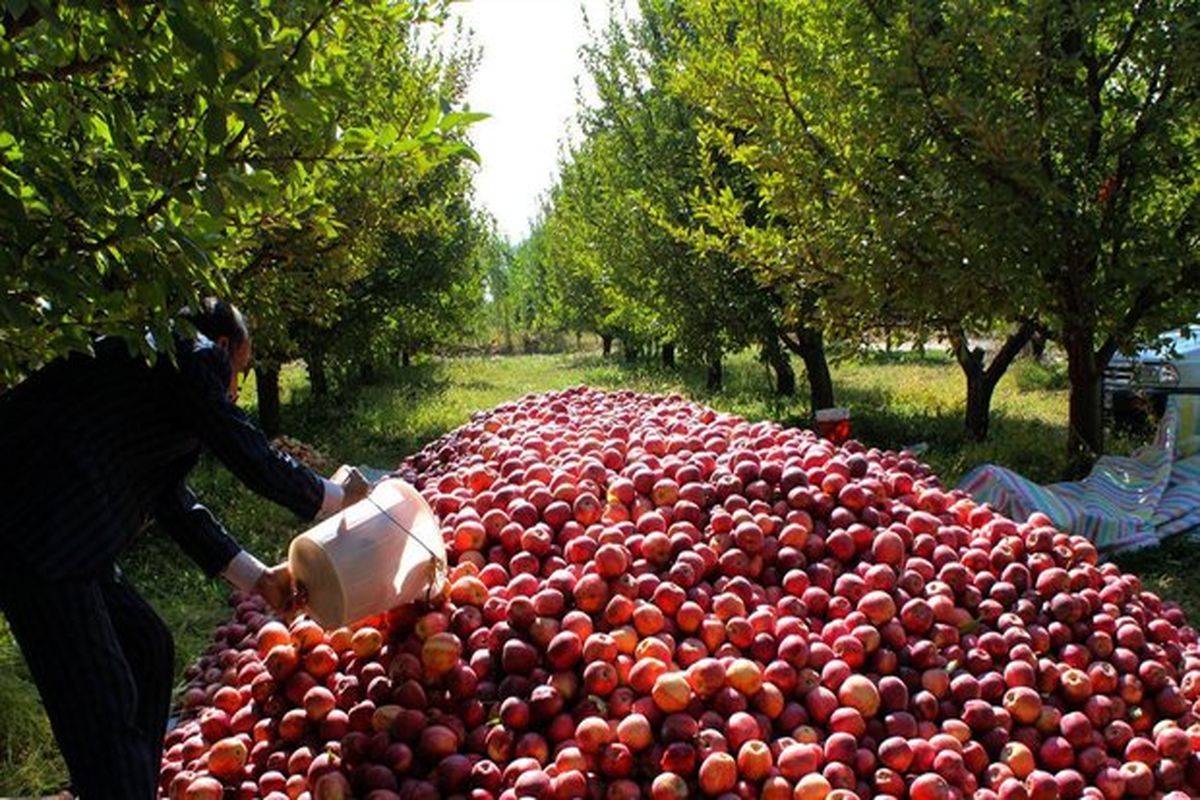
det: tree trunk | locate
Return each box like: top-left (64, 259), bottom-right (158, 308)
top-left (601, 334), bottom-right (613, 357)
top-left (762, 336), bottom-right (796, 397)
top-left (951, 321), bottom-right (1037, 442)
top-left (1062, 324), bottom-right (1104, 476)
top-left (706, 355), bottom-right (723, 391)
top-left (782, 327), bottom-right (834, 411)
top-left (401, 351), bottom-right (412, 368)
top-left (964, 371), bottom-right (995, 441)
top-left (623, 338), bottom-right (640, 364)
top-left (358, 359), bottom-right (376, 384)
top-left (308, 353), bottom-right (328, 398)
top-left (255, 364), bottom-right (282, 439)
top-left (661, 342), bottom-right (676, 369)
top-left (954, 345), bottom-right (994, 442)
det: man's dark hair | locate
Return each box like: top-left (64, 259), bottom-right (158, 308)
top-left (179, 297), bottom-right (249, 346)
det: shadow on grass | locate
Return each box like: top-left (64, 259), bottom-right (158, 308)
top-left (836, 381), bottom-right (1071, 486)
top-left (839, 347), bottom-right (954, 366)
top-left (564, 352), bottom-right (808, 423)
top-left (280, 361), bottom-right (455, 468)
top-left (1113, 533), bottom-right (1200, 623)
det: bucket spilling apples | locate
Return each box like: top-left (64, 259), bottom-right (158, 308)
top-left (288, 476), bottom-right (447, 630)
top-left (163, 387), bottom-right (1200, 800)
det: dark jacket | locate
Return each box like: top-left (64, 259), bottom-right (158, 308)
top-left (0, 334), bottom-right (324, 580)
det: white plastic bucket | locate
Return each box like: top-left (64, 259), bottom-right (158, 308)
top-left (288, 478), bottom-right (446, 629)
top-left (815, 407), bottom-right (852, 444)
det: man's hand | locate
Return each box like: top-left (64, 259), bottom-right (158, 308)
top-left (255, 562), bottom-right (299, 615)
top-left (334, 464), bottom-right (371, 509)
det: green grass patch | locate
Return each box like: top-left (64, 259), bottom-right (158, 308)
top-left (2, 349), bottom-right (1196, 793)
top-left (0, 622), bottom-right (66, 795)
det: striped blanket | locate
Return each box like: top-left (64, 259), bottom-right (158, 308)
top-left (959, 396), bottom-right (1200, 553)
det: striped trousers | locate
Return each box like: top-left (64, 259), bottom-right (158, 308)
top-left (0, 563), bottom-right (173, 799)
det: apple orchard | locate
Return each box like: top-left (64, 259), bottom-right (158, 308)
top-left (4, 0), bottom-right (1200, 797)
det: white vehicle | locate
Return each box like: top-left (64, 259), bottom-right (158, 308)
top-left (1104, 322), bottom-right (1200, 425)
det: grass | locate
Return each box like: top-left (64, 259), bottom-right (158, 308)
top-left (1, 348), bottom-right (1196, 793)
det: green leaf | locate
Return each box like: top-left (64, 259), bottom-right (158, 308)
top-left (202, 182), bottom-right (225, 216)
top-left (417, 104), bottom-right (441, 138)
top-left (0, 185), bottom-right (25, 225)
top-left (204, 105), bottom-right (227, 145)
top-left (438, 141), bottom-right (481, 165)
top-left (50, 177), bottom-right (88, 217)
top-left (110, 100), bottom-right (138, 149)
top-left (86, 114), bottom-right (113, 146)
top-left (377, 123), bottom-right (399, 148)
top-left (389, 138), bottom-right (420, 156)
top-left (167, 7), bottom-right (216, 58)
top-left (283, 94), bottom-right (324, 126)
top-left (438, 111), bottom-right (490, 132)
top-left (224, 52), bottom-right (262, 88)
top-left (26, 0), bottom-right (62, 32)
top-left (231, 102), bottom-right (268, 138)
top-left (340, 127), bottom-right (375, 152)
top-left (164, 228), bottom-right (211, 269)
top-left (198, 51), bottom-right (220, 86)
top-left (0, 292), bottom-right (28, 326)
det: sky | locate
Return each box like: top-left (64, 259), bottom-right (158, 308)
top-left (446, 0), bottom-right (621, 243)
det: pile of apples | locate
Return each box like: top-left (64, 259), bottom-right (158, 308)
top-left (162, 387), bottom-right (1200, 799)
top-left (272, 436), bottom-right (333, 473)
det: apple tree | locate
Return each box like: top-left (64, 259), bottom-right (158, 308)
top-left (0, 0), bottom-right (476, 388)
top-left (536, 0), bottom-right (816, 395)
top-left (675, 0), bottom-right (1199, 462)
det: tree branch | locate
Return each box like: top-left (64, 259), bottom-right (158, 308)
top-left (1034, 15), bottom-right (1054, 181)
top-left (947, 324), bottom-right (981, 376)
top-left (859, 0), bottom-right (891, 29)
top-left (1112, 62), bottom-right (1172, 155)
top-left (90, 2), bottom-right (340, 250)
top-left (909, 46), bottom-right (1046, 211)
top-left (1093, 195), bottom-right (1198, 366)
top-left (13, 55), bottom-right (111, 84)
top-left (237, 153), bottom-right (378, 165)
top-left (1098, 0), bottom-right (1150, 87)
top-left (1097, 283), bottom-right (1161, 366)
top-left (764, 68), bottom-right (840, 176)
top-left (983, 318), bottom-right (1038, 384)
top-left (12, 6), bottom-right (160, 83)
top-left (223, 0), bottom-right (343, 158)
top-left (1084, 53), bottom-right (1103, 163)
top-left (779, 328), bottom-right (821, 359)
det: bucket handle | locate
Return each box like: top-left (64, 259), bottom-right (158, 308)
top-left (365, 493), bottom-right (448, 605)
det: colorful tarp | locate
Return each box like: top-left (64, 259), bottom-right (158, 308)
top-left (959, 397), bottom-right (1200, 553)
